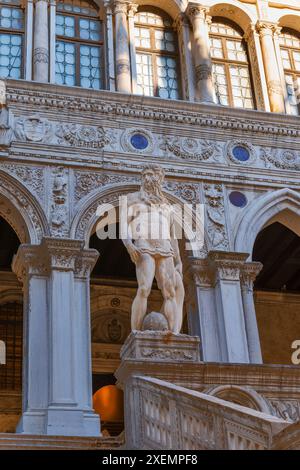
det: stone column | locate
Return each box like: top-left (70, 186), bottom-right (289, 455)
top-left (209, 251), bottom-right (250, 364)
top-left (25, 0), bottom-right (34, 80)
top-left (175, 13), bottom-right (196, 101)
top-left (49, 0), bottom-right (56, 83)
top-left (12, 244), bottom-right (50, 434)
top-left (186, 3), bottom-right (214, 103)
top-left (33, 0), bottom-right (49, 82)
top-left (113, 0), bottom-right (131, 93)
top-left (188, 257), bottom-right (221, 361)
top-left (12, 238), bottom-right (100, 436)
top-left (244, 24), bottom-right (270, 111)
top-left (256, 21), bottom-right (285, 113)
top-left (240, 262), bottom-right (263, 364)
top-left (128, 3), bottom-right (138, 94)
top-left (44, 238), bottom-right (100, 436)
top-left (104, 0), bottom-right (116, 91)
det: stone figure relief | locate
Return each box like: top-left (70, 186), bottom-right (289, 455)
top-left (0, 107), bottom-right (13, 147)
top-left (204, 183), bottom-right (229, 250)
top-left (50, 167), bottom-right (69, 237)
top-left (122, 165), bottom-right (185, 334)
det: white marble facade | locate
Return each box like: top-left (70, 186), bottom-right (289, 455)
top-left (0, 0), bottom-right (299, 439)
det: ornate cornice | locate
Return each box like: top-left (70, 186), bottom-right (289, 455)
top-left (5, 81), bottom-right (300, 140)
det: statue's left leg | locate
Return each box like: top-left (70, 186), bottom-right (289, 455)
top-left (155, 257), bottom-right (178, 333)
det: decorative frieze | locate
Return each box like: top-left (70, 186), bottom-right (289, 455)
top-left (56, 124), bottom-right (114, 148)
top-left (160, 137), bottom-right (223, 162)
top-left (14, 115), bottom-right (53, 143)
top-left (260, 148), bottom-right (300, 170)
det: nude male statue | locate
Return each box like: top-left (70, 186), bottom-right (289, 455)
top-left (122, 165), bottom-right (185, 334)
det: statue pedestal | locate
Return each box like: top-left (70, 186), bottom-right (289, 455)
top-left (120, 330), bottom-right (201, 363)
top-left (115, 331), bottom-right (201, 449)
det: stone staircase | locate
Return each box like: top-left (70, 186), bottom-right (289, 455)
top-left (0, 433), bottom-right (124, 450)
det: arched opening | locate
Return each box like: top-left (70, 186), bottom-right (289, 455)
top-left (0, 216), bottom-right (22, 433)
top-left (253, 221), bottom-right (300, 365)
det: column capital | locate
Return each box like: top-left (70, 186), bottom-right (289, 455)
top-left (127, 2), bottom-right (138, 17)
top-left (112, 0), bottom-right (129, 15)
top-left (208, 251), bottom-right (249, 282)
top-left (186, 3), bottom-right (210, 22)
top-left (240, 262), bottom-right (263, 291)
top-left (188, 256), bottom-right (215, 287)
top-left (12, 244), bottom-right (49, 282)
top-left (42, 237), bottom-right (83, 271)
top-left (74, 249), bottom-right (99, 279)
top-left (174, 13), bottom-right (190, 31)
top-left (256, 20), bottom-right (280, 37)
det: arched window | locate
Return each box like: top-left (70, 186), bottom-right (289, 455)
top-left (0, 0), bottom-right (24, 79)
top-left (279, 28), bottom-right (300, 116)
top-left (55, 0), bottom-right (104, 89)
top-left (209, 19), bottom-right (255, 109)
top-left (134, 8), bottom-right (181, 99)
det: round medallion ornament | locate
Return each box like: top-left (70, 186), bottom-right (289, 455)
top-left (121, 128), bottom-right (154, 154)
top-left (130, 133), bottom-right (149, 150)
top-left (229, 191), bottom-right (247, 208)
top-left (227, 140), bottom-right (255, 165)
top-left (232, 145), bottom-right (250, 162)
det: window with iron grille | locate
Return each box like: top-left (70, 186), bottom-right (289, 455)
top-left (209, 18), bottom-right (255, 109)
top-left (279, 28), bottom-right (300, 116)
top-left (0, 0), bottom-right (24, 79)
top-left (0, 302), bottom-right (22, 391)
top-left (134, 7), bottom-right (181, 100)
top-left (55, 0), bottom-right (104, 89)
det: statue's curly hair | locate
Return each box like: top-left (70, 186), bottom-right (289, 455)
top-left (141, 164), bottom-right (165, 183)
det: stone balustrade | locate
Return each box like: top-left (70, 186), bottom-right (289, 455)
top-left (125, 376), bottom-right (297, 450)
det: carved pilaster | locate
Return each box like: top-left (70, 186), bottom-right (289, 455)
top-left (42, 237), bottom-right (83, 271)
top-left (189, 257), bottom-right (214, 288)
top-left (74, 249), bottom-right (99, 280)
top-left (12, 244), bottom-right (49, 282)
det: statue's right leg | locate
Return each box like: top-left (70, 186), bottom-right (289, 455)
top-left (131, 253), bottom-right (155, 330)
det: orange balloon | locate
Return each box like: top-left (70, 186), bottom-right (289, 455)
top-left (93, 385), bottom-right (124, 422)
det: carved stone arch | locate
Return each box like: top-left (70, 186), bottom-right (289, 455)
top-left (209, 1), bottom-right (254, 31)
top-left (70, 182), bottom-right (205, 257)
top-left (278, 14), bottom-right (300, 34)
top-left (0, 171), bottom-right (49, 244)
top-left (205, 385), bottom-right (273, 415)
top-left (134, 0), bottom-right (183, 20)
top-left (234, 188), bottom-right (300, 259)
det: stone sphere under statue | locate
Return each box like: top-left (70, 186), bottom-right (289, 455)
top-left (142, 312), bottom-right (169, 331)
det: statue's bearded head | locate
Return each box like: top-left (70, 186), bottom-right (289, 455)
top-left (141, 165), bottom-right (166, 204)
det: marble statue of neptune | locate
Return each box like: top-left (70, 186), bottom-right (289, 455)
top-left (122, 165), bottom-right (184, 334)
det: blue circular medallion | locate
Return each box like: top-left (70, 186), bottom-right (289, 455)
top-left (130, 133), bottom-right (149, 150)
top-left (232, 145), bottom-right (250, 162)
top-left (229, 191), bottom-right (247, 208)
